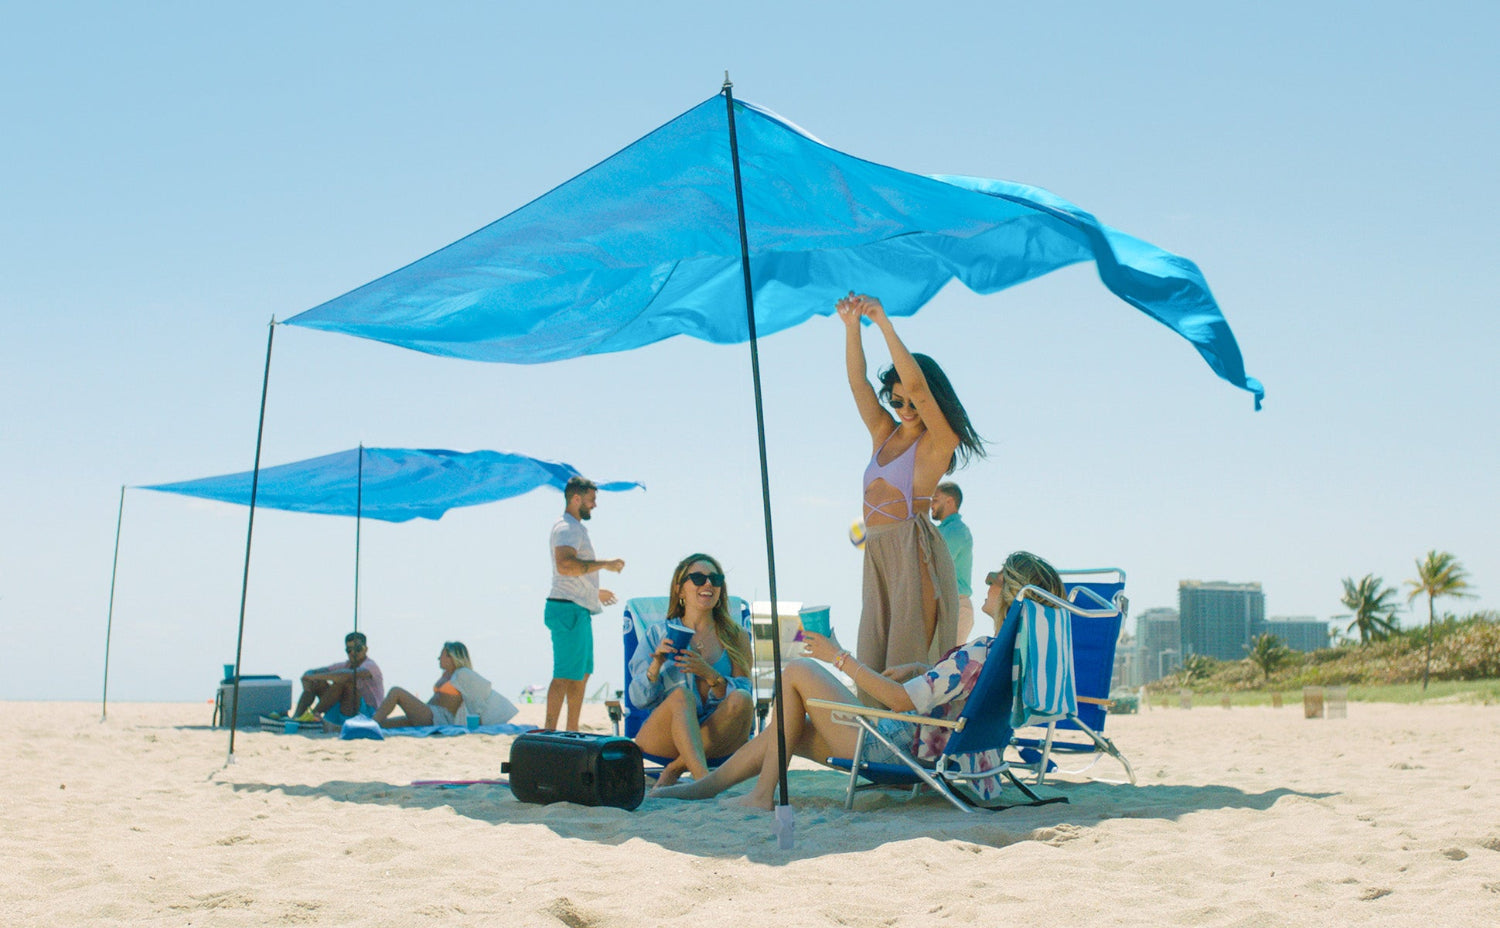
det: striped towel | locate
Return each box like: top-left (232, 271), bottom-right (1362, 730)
top-left (1012, 599), bottom-right (1078, 728)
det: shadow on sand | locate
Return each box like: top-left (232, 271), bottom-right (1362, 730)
top-left (224, 769), bottom-right (1334, 863)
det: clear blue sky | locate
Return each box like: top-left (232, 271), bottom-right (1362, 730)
top-left (3, 2), bottom-right (1495, 703)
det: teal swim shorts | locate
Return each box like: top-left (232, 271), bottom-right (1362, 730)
top-left (544, 599), bottom-right (594, 679)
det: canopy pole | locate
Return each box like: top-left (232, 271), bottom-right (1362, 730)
top-left (226, 316), bottom-right (277, 765)
top-left (723, 73), bottom-right (794, 847)
top-left (353, 443), bottom-right (364, 633)
top-left (100, 484), bottom-right (126, 722)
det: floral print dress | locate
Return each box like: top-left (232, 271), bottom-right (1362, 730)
top-left (874, 636), bottom-right (1007, 801)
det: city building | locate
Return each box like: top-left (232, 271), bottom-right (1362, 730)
top-left (1179, 580), bottom-right (1264, 661)
top-left (1133, 607), bottom-right (1180, 686)
top-left (1263, 615), bottom-right (1331, 653)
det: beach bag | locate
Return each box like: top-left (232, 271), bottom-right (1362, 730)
top-left (503, 731), bottom-right (645, 811)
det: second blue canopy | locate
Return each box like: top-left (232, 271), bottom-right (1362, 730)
top-left (141, 447), bottom-right (644, 523)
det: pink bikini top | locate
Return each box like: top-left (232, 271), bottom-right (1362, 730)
top-left (862, 433), bottom-right (930, 521)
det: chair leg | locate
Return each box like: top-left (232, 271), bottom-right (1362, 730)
top-left (844, 727), bottom-right (867, 810)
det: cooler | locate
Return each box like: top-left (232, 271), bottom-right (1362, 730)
top-left (213, 676), bottom-right (292, 729)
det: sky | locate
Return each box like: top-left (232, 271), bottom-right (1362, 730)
top-left (2, 2), bottom-right (1496, 705)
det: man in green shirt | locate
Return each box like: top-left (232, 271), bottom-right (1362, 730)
top-left (930, 482), bottom-right (974, 641)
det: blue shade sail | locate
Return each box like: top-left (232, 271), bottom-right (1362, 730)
top-left (287, 95), bottom-right (1262, 408)
top-left (140, 447), bottom-right (643, 523)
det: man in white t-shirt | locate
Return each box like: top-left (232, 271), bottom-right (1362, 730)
top-left (544, 477), bottom-right (625, 730)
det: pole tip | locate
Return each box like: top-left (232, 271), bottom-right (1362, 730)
top-left (722, 70), bottom-right (732, 91)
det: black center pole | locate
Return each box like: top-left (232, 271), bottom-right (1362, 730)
top-left (353, 443), bottom-right (364, 633)
top-left (100, 484), bottom-right (127, 722)
top-left (226, 316), bottom-right (277, 764)
top-left (722, 73), bottom-right (794, 845)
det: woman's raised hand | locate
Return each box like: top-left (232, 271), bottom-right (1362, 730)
top-left (800, 630), bottom-right (842, 664)
top-left (835, 291), bottom-right (863, 326)
top-left (857, 294), bottom-right (888, 324)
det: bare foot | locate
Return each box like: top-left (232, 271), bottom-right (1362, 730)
top-left (652, 778), bottom-right (718, 801)
top-left (728, 792), bottom-right (775, 811)
top-left (654, 759), bottom-right (687, 787)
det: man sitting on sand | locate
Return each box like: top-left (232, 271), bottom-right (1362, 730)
top-left (286, 631), bottom-right (385, 724)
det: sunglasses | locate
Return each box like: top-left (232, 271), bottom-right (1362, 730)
top-left (888, 397), bottom-right (911, 410)
top-left (345, 644), bottom-right (365, 653)
top-left (684, 571), bottom-right (725, 588)
top-left (984, 570), bottom-right (1005, 587)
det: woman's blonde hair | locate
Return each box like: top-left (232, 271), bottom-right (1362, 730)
top-left (665, 553), bottom-right (751, 674)
top-left (987, 551), bottom-right (1065, 632)
top-left (441, 641), bottom-right (473, 670)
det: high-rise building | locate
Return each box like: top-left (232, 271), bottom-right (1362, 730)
top-left (1263, 616), bottom-right (1330, 653)
top-left (1179, 580), bottom-right (1264, 661)
top-left (1134, 607), bottom-right (1180, 685)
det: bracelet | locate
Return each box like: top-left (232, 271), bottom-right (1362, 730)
top-left (835, 651), bottom-right (851, 672)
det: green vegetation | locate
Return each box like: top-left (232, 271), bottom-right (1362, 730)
top-left (1246, 633), bottom-right (1291, 683)
top-left (1406, 550), bottom-right (1475, 690)
top-left (1339, 574), bottom-right (1399, 643)
top-left (1147, 611), bottom-right (1500, 704)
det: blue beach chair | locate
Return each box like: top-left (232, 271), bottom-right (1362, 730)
top-left (613, 595), bottom-right (753, 770)
top-left (806, 587), bottom-right (1069, 813)
top-left (1010, 568), bottom-right (1137, 785)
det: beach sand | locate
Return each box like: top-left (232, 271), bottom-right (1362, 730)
top-left (3, 699), bottom-right (1497, 927)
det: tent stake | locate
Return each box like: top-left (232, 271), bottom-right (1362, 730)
top-left (226, 316), bottom-right (277, 765)
top-left (100, 484), bottom-right (126, 722)
top-left (723, 73), bottom-right (793, 845)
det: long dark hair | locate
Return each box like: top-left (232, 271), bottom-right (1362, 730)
top-left (877, 353), bottom-right (985, 472)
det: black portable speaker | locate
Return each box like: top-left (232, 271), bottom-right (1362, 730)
top-left (503, 731), bottom-right (645, 811)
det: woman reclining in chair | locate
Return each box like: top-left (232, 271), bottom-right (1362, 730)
top-left (653, 551), bottom-right (1063, 809)
top-left (628, 553), bottom-right (755, 786)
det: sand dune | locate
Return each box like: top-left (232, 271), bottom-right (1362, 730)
top-left (3, 699), bottom-right (1497, 926)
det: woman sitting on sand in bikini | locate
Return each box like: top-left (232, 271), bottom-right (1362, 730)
top-left (652, 551), bottom-right (1063, 809)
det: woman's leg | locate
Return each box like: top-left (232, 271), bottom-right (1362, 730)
top-left (653, 660), bottom-right (861, 808)
top-left (700, 688), bottom-right (753, 759)
top-left (375, 688), bottom-right (434, 728)
top-left (632, 686), bottom-right (709, 782)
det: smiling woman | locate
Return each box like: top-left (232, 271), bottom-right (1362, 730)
top-left (837, 293), bottom-right (984, 699)
top-left (626, 553), bottom-right (754, 785)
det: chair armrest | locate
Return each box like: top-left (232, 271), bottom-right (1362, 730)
top-left (806, 698), bottom-right (963, 731)
top-left (1077, 695), bottom-right (1113, 708)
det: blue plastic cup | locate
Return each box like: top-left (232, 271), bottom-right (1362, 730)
top-left (799, 607), bottom-right (831, 638)
top-left (222, 663), bottom-right (235, 682)
top-left (465, 714), bottom-right (480, 730)
top-left (283, 720), bottom-right (298, 734)
top-left (665, 621), bottom-right (694, 651)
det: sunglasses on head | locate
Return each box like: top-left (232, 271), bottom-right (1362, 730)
top-left (684, 571), bottom-right (725, 588)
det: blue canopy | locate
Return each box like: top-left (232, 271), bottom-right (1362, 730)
top-left (140, 447), bottom-right (643, 522)
top-left (287, 94), bottom-right (1263, 407)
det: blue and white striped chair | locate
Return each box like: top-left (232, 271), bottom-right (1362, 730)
top-left (1010, 570), bottom-right (1137, 786)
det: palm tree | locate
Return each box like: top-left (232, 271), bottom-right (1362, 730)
top-left (1406, 550), bottom-right (1476, 690)
top-left (1339, 574), bottom-right (1399, 643)
top-left (1246, 633), bottom-right (1290, 684)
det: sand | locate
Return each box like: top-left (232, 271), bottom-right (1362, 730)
top-left (3, 699), bottom-right (1497, 927)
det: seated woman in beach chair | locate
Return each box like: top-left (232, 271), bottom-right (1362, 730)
top-left (628, 553), bottom-right (755, 785)
top-left (374, 641), bottom-right (516, 728)
top-left (653, 551), bottom-right (1064, 809)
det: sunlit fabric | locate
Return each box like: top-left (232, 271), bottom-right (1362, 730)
top-left (141, 447), bottom-right (643, 522)
top-left (287, 95), bottom-right (1262, 407)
